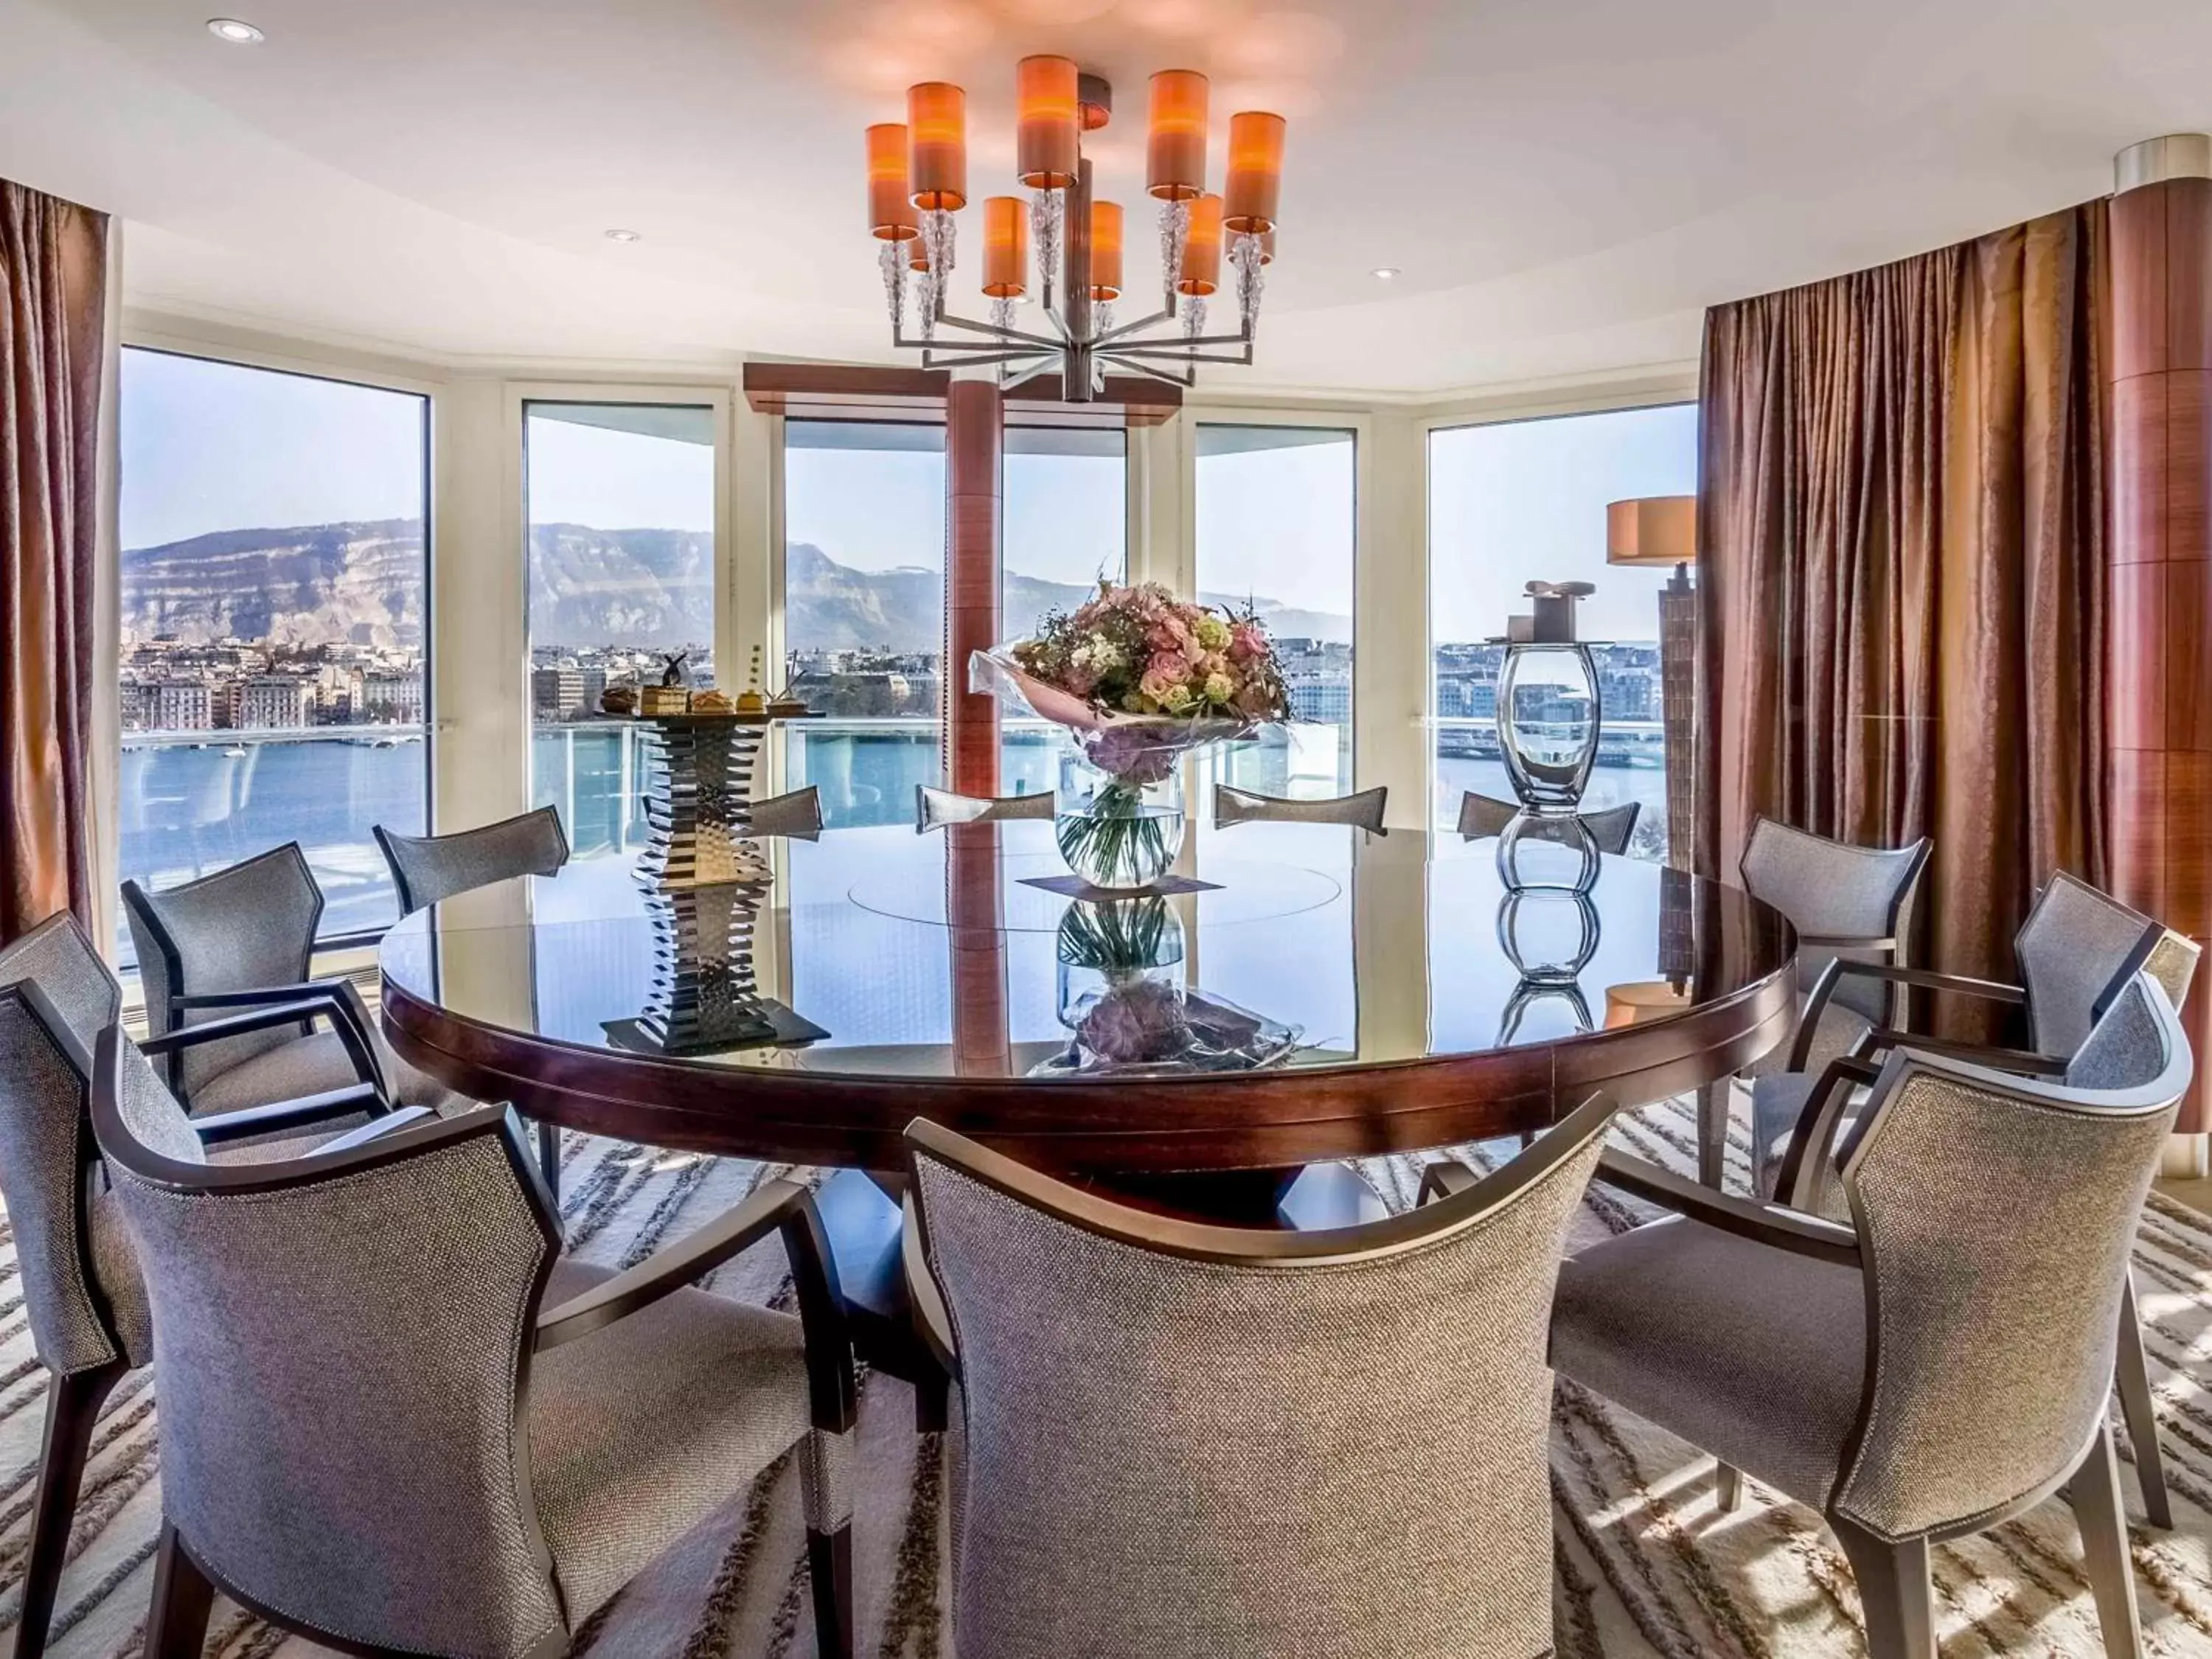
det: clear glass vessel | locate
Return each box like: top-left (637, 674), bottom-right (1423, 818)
top-left (1497, 642), bottom-right (1601, 811)
top-left (1054, 762), bottom-right (1187, 891)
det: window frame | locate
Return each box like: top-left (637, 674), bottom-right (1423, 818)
top-left (1419, 383), bottom-right (1701, 846)
top-left (113, 340), bottom-right (437, 953)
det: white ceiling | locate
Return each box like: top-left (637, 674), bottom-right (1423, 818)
top-left (3, 0), bottom-right (2206, 394)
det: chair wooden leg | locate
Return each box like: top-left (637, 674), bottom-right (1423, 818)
top-left (1831, 1517), bottom-right (1934, 1659)
top-left (807, 1523), bottom-right (855, 1659)
top-left (2115, 1276), bottom-right (2172, 1528)
top-left (1697, 1081), bottom-right (1728, 1189)
top-left (536, 1119), bottom-right (561, 1203)
top-left (15, 1361), bottom-right (128, 1659)
top-left (145, 1522), bottom-right (216, 1659)
top-left (2070, 1419), bottom-right (2146, 1659)
top-left (1715, 1461), bottom-right (1743, 1512)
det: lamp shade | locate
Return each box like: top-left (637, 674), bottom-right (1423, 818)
top-left (1604, 980), bottom-right (1692, 1028)
top-left (866, 124), bottom-right (919, 241)
top-left (1178, 192), bottom-right (1222, 295)
top-left (1222, 111), bottom-right (1285, 234)
top-left (1016, 55), bottom-right (1079, 189)
top-left (1089, 201), bottom-right (1124, 300)
top-left (907, 82), bottom-right (967, 212)
top-left (1607, 495), bottom-right (1697, 566)
top-left (1146, 70), bottom-right (1208, 201)
top-left (983, 196), bottom-right (1028, 297)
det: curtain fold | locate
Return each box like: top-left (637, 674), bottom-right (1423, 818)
top-left (0, 180), bottom-right (108, 942)
top-left (1697, 203), bottom-right (2108, 1018)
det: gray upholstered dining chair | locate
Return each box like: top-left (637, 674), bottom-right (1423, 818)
top-left (915, 784), bottom-right (1054, 832)
top-left (1455, 791), bottom-right (1638, 853)
top-left (1545, 973), bottom-right (2190, 1659)
top-left (91, 1025), bottom-right (857, 1659)
top-left (374, 806), bottom-right (569, 914)
top-left (0, 911), bottom-right (418, 1658)
top-left (122, 842), bottom-right (459, 1119)
top-left (1214, 782), bottom-right (1388, 834)
top-left (1757, 870), bottom-right (2201, 1528)
top-left (751, 784), bottom-right (825, 841)
top-left (1694, 816), bottom-right (1933, 1186)
top-left (902, 1090), bottom-right (1621, 1659)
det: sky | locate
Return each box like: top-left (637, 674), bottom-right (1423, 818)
top-left (122, 347), bottom-right (1697, 645)
top-left (121, 349), bottom-right (427, 550)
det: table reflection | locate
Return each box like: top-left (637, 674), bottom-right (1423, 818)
top-left (382, 819), bottom-right (1785, 1085)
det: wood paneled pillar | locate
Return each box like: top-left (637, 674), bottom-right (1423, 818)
top-left (945, 377), bottom-right (1004, 796)
top-left (2111, 134), bottom-right (2212, 1135)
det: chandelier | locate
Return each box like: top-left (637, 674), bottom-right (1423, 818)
top-left (863, 59), bottom-right (1285, 403)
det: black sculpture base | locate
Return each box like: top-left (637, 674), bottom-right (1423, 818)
top-left (602, 1001), bottom-right (830, 1059)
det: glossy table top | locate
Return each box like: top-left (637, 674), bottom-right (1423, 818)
top-left (383, 820), bottom-right (1790, 1078)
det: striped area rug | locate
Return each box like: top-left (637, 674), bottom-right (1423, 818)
top-left (7, 1094), bottom-right (2212, 1657)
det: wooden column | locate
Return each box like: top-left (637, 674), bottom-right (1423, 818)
top-left (945, 377), bottom-right (1004, 795)
top-left (2111, 134), bottom-right (2212, 1136)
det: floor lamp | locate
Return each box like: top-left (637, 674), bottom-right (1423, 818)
top-left (1605, 495), bottom-right (1697, 872)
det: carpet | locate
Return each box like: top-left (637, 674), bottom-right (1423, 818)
top-left (6, 1094), bottom-right (2212, 1657)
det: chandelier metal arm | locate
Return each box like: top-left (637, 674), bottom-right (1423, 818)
top-left (1101, 341), bottom-right (1256, 364)
top-left (1090, 305), bottom-right (1180, 346)
top-left (1102, 328), bottom-right (1254, 353)
top-left (1113, 358), bottom-right (1199, 389)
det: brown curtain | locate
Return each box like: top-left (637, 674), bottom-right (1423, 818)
top-left (0, 181), bottom-right (107, 944)
top-left (1696, 203), bottom-right (2109, 1016)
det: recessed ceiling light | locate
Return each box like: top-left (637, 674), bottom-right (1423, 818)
top-left (206, 17), bottom-right (265, 43)
top-left (1371, 267), bottom-right (1400, 279)
top-left (604, 228), bottom-right (642, 243)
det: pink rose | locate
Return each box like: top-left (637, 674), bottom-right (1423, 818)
top-left (1229, 623), bottom-right (1267, 662)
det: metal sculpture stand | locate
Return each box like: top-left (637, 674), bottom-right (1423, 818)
top-left (611, 715), bottom-right (827, 1056)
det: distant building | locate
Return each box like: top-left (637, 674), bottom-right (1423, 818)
top-left (534, 666), bottom-right (586, 720)
top-left (361, 673), bottom-right (424, 724)
top-left (138, 681), bottom-right (215, 731)
top-left (237, 677), bottom-right (316, 730)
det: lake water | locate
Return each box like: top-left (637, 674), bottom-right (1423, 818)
top-left (117, 724), bottom-right (1672, 959)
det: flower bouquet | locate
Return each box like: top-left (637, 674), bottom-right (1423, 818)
top-left (973, 581), bottom-right (1290, 891)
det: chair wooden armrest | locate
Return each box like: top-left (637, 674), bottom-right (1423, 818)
top-left (536, 1178), bottom-right (857, 1433)
top-left (1417, 1159), bottom-right (1480, 1205)
top-left (1593, 1149), bottom-right (1862, 1267)
top-left (1790, 959), bottom-right (2027, 1069)
top-left (313, 1106), bottom-right (436, 1154)
top-left (1855, 1030), bottom-right (2068, 1075)
top-left (153, 984), bottom-right (391, 1103)
top-left (190, 1083), bottom-right (390, 1146)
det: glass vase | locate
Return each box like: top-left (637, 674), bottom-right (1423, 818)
top-left (1497, 642), bottom-right (1601, 810)
top-left (1056, 897), bottom-right (1187, 1034)
top-left (1055, 762), bottom-right (1187, 891)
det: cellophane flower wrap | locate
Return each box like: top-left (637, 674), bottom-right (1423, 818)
top-left (972, 581), bottom-right (1291, 885)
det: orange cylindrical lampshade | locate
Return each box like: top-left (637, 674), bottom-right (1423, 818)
top-left (910, 234), bottom-right (932, 272)
top-left (1178, 192), bottom-right (1222, 295)
top-left (907, 82), bottom-right (967, 211)
top-left (983, 196), bottom-right (1029, 296)
top-left (1146, 69), bottom-right (1208, 201)
top-left (1089, 201), bottom-right (1124, 299)
top-left (1607, 496), bottom-right (1697, 566)
top-left (1016, 55), bottom-right (1079, 189)
top-left (866, 124), bottom-right (919, 240)
top-left (1222, 111), bottom-right (1285, 233)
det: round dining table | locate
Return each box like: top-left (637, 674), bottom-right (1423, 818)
top-left (380, 816), bottom-right (1795, 1203)
top-left (382, 815), bottom-right (1795, 1405)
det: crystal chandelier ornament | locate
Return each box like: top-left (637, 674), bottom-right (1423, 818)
top-left (861, 60), bottom-right (1287, 403)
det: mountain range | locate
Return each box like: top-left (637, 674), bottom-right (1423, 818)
top-left (121, 519), bottom-right (1354, 653)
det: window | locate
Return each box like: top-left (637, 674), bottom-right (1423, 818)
top-left (117, 349), bottom-right (430, 955)
top-left (782, 420), bottom-right (947, 828)
top-left (1002, 426), bottom-right (1127, 794)
top-left (1194, 424), bottom-right (1356, 798)
top-left (1428, 404), bottom-right (1697, 859)
top-left (524, 402), bottom-right (715, 860)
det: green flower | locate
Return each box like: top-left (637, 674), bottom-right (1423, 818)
top-left (1193, 613), bottom-right (1231, 651)
top-left (1203, 670), bottom-right (1234, 705)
